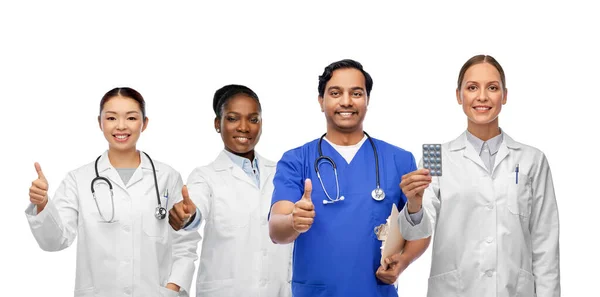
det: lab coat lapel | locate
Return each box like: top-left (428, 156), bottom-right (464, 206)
top-left (126, 151), bottom-right (156, 189)
top-left (453, 132), bottom-right (488, 172)
top-left (96, 151), bottom-right (127, 192)
top-left (214, 151), bottom-right (257, 188)
top-left (491, 132), bottom-right (522, 175)
top-left (257, 153), bottom-right (276, 191)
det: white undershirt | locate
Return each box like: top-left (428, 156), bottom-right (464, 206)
top-left (323, 135), bottom-right (368, 164)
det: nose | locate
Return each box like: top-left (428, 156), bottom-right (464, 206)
top-left (339, 92), bottom-right (353, 107)
top-left (237, 119), bottom-right (250, 133)
top-left (477, 88), bottom-right (489, 102)
top-left (116, 119), bottom-right (127, 130)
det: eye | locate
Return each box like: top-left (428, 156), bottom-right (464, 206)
top-left (467, 85), bottom-right (478, 91)
top-left (250, 117), bottom-right (260, 124)
top-left (352, 91), bottom-right (363, 97)
top-left (107, 116), bottom-right (116, 121)
top-left (127, 116), bottom-right (137, 120)
top-left (330, 91), bottom-right (340, 97)
top-left (488, 85), bottom-right (499, 91)
top-left (227, 116), bottom-right (237, 122)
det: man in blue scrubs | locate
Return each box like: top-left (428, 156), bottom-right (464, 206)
top-left (269, 59), bottom-right (431, 297)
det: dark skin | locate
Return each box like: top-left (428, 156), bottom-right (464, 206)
top-left (169, 94), bottom-right (262, 231)
top-left (214, 94), bottom-right (262, 160)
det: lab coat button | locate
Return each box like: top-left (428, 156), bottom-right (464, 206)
top-left (486, 203), bottom-right (494, 210)
top-left (259, 279), bottom-right (267, 287)
top-left (122, 224), bottom-right (130, 232)
top-left (485, 270), bottom-right (494, 277)
top-left (486, 236), bottom-right (494, 243)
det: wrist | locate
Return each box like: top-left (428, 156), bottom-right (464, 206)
top-left (288, 213), bottom-right (299, 233)
top-left (37, 199), bottom-right (48, 213)
top-left (166, 282), bottom-right (180, 292)
top-left (407, 201), bottom-right (422, 214)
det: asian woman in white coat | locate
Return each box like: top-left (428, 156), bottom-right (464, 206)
top-left (398, 55), bottom-right (560, 297)
top-left (169, 84), bottom-right (293, 297)
top-left (26, 87), bottom-right (199, 297)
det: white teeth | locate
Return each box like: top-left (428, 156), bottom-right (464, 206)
top-left (340, 112), bottom-right (353, 116)
top-left (115, 135), bottom-right (128, 139)
top-left (475, 107), bottom-right (491, 110)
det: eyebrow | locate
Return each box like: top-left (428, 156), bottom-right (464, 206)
top-left (105, 111), bottom-right (140, 114)
top-left (465, 80), bottom-right (500, 85)
top-left (327, 86), bottom-right (365, 92)
top-left (226, 111), bottom-right (260, 116)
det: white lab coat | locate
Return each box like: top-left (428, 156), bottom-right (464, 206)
top-left (186, 151), bottom-right (293, 297)
top-left (399, 132), bottom-right (560, 297)
top-left (25, 151), bottom-right (199, 297)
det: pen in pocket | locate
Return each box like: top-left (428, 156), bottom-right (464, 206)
top-left (515, 164), bottom-right (519, 184)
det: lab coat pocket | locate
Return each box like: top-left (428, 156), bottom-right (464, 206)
top-left (159, 286), bottom-right (179, 297)
top-left (427, 270), bottom-right (461, 297)
top-left (292, 282), bottom-right (329, 297)
top-left (142, 212), bottom-right (167, 240)
top-left (507, 173), bottom-right (532, 217)
top-left (515, 269), bottom-right (535, 297)
top-left (197, 279), bottom-right (234, 297)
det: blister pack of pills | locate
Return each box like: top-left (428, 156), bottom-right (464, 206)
top-left (422, 144), bottom-right (442, 176)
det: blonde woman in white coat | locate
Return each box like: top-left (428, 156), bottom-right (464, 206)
top-left (26, 87), bottom-right (199, 297)
top-left (169, 85), bottom-right (293, 297)
top-left (398, 55), bottom-right (560, 297)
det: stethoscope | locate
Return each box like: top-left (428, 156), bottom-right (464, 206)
top-left (315, 131), bottom-right (385, 205)
top-left (91, 152), bottom-right (166, 223)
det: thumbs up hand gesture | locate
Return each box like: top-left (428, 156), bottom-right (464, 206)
top-left (169, 185), bottom-right (197, 231)
top-left (292, 179), bottom-right (315, 233)
top-left (29, 162), bottom-right (49, 211)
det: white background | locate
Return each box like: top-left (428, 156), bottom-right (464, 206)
top-left (1, 0), bottom-right (597, 296)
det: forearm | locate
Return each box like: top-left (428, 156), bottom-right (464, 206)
top-left (400, 237), bottom-right (431, 265)
top-left (269, 213), bottom-right (300, 244)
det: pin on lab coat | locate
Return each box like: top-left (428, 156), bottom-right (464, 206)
top-left (400, 132), bottom-right (560, 297)
top-left (25, 151), bottom-right (199, 297)
top-left (186, 151), bottom-right (293, 297)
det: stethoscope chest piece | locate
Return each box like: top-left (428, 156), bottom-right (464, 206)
top-left (371, 187), bottom-right (385, 201)
top-left (155, 206), bottom-right (167, 220)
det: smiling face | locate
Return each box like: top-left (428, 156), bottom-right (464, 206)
top-left (214, 94), bottom-right (262, 160)
top-left (98, 96), bottom-right (148, 153)
top-left (319, 68), bottom-right (369, 134)
top-left (456, 62), bottom-right (507, 130)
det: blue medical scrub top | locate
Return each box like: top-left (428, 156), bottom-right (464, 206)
top-left (271, 137), bottom-right (417, 297)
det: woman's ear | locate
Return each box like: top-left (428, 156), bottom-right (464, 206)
top-left (141, 117), bottom-right (149, 132)
top-left (214, 117), bottom-right (220, 133)
top-left (456, 89), bottom-right (462, 105)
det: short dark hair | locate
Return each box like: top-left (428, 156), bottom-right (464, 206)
top-left (212, 84), bottom-right (261, 118)
top-left (457, 55), bottom-right (506, 90)
top-left (318, 59), bottom-right (373, 97)
top-left (100, 87), bottom-right (146, 118)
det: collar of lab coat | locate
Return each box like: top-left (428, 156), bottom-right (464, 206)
top-left (212, 150), bottom-right (276, 190)
top-left (95, 150), bottom-right (158, 189)
top-left (449, 130), bottom-right (522, 174)
top-left (449, 130), bottom-right (522, 151)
